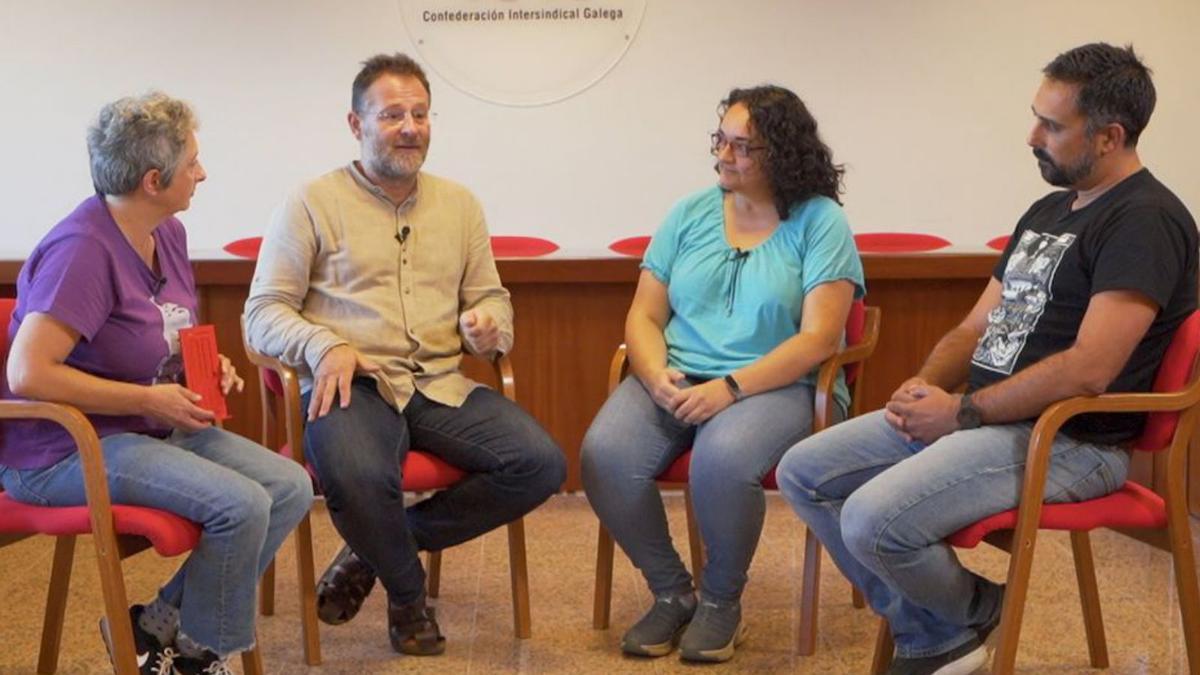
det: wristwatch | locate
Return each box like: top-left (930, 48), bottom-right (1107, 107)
top-left (723, 374), bottom-right (745, 402)
top-left (956, 393), bottom-right (983, 430)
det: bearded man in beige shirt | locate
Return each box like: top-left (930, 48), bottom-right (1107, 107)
top-left (244, 53), bottom-right (566, 656)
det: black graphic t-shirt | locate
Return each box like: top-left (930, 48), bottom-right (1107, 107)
top-left (968, 169), bottom-right (1198, 444)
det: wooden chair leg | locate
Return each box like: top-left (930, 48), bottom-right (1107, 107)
top-left (506, 518), bottom-right (532, 639)
top-left (93, 532), bottom-right (137, 675)
top-left (37, 536), bottom-right (75, 675)
top-left (1069, 531), bottom-right (1108, 668)
top-left (852, 586), bottom-right (866, 609)
top-left (990, 530), bottom-right (1040, 674)
top-left (593, 524), bottom-right (615, 630)
top-left (426, 550), bottom-right (442, 598)
top-left (293, 513), bottom-right (321, 665)
top-left (240, 636), bottom-right (265, 675)
top-left (683, 487), bottom-right (704, 586)
top-left (797, 529), bottom-right (823, 656)
top-left (259, 558), bottom-right (276, 616)
top-left (1167, 497), bottom-right (1200, 673)
top-left (870, 618), bottom-right (893, 675)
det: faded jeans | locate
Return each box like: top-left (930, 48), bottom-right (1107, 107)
top-left (581, 376), bottom-right (823, 603)
top-left (0, 426), bottom-right (314, 656)
top-left (777, 410), bottom-right (1130, 658)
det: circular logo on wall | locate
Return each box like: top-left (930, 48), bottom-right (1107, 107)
top-left (400, 0), bottom-right (646, 106)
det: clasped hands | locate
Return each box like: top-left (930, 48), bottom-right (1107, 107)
top-left (883, 376), bottom-right (963, 444)
top-left (646, 367), bottom-right (735, 425)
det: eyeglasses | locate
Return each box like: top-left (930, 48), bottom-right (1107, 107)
top-left (374, 108), bottom-right (432, 127)
top-left (710, 131), bottom-right (765, 158)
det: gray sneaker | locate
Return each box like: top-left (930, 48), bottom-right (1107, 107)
top-left (678, 599), bottom-right (747, 663)
top-left (621, 592), bottom-right (696, 657)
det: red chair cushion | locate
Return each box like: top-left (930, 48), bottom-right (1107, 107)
top-left (223, 237), bottom-right (263, 260)
top-left (985, 235), bottom-right (1010, 251)
top-left (280, 445), bottom-right (465, 493)
top-left (491, 236), bottom-right (559, 258)
top-left (1137, 310), bottom-right (1200, 451)
top-left (609, 236), bottom-right (651, 258)
top-left (854, 233), bottom-right (951, 253)
top-left (946, 480), bottom-right (1166, 549)
top-left (655, 450), bottom-right (779, 489)
top-left (0, 492), bottom-right (201, 556)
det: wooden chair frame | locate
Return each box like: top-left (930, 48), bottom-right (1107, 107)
top-left (591, 306), bottom-right (881, 656)
top-left (242, 336), bottom-right (532, 666)
top-left (0, 402), bottom-right (264, 675)
top-left (871, 353), bottom-right (1200, 674)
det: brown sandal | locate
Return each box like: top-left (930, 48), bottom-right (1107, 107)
top-left (388, 601), bottom-right (446, 656)
top-left (316, 544), bottom-right (377, 625)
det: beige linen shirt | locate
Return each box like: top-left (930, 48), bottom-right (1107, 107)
top-left (244, 163), bottom-right (513, 410)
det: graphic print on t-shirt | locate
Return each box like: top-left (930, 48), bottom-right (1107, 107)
top-left (972, 230), bottom-right (1076, 375)
top-left (151, 296), bottom-right (194, 384)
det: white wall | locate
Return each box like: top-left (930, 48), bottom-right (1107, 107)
top-left (1, 0), bottom-right (1197, 256)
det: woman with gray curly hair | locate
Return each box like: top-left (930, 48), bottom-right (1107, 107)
top-left (0, 92), bottom-right (313, 674)
top-left (581, 85), bottom-right (865, 663)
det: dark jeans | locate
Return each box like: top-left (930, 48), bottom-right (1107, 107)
top-left (303, 378), bottom-right (566, 604)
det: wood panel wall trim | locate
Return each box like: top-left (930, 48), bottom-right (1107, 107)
top-left (0, 253), bottom-right (1000, 286)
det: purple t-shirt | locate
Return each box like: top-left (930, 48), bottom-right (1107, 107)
top-left (0, 195), bottom-right (198, 469)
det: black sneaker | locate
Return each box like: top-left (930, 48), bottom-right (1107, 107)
top-left (173, 650), bottom-right (236, 675)
top-left (621, 591), bottom-right (696, 657)
top-left (678, 598), bottom-right (747, 663)
top-left (98, 604), bottom-right (180, 675)
top-left (316, 543), bottom-right (378, 625)
top-left (885, 636), bottom-right (988, 675)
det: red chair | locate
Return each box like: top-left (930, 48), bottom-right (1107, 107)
top-left (223, 236), bottom-right (263, 259)
top-left (242, 331), bottom-right (532, 666)
top-left (490, 236), bottom-right (559, 258)
top-left (871, 310), bottom-right (1200, 674)
top-left (986, 235), bottom-right (1011, 251)
top-left (854, 233), bottom-right (952, 253)
top-left (608, 236), bottom-right (652, 258)
top-left (0, 298), bottom-right (264, 675)
top-left (592, 301), bottom-right (881, 655)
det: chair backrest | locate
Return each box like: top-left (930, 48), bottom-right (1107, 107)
top-left (854, 232), bottom-right (952, 253)
top-left (0, 297), bottom-right (15, 379)
top-left (1136, 309), bottom-right (1200, 452)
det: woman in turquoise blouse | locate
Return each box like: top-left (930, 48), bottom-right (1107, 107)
top-left (581, 85), bottom-right (865, 663)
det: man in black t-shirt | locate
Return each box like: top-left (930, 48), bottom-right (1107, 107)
top-left (777, 43), bottom-right (1198, 674)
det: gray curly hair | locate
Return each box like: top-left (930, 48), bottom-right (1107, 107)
top-left (87, 92), bottom-right (198, 196)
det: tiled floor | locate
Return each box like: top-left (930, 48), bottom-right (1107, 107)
top-left (0, 493), bottom-right (1196, 674)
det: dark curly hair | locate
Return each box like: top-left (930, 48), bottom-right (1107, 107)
top-left (717, 85), bottom-right (844, 218)
top-left (1043, 43), bottom-right (1155, 147)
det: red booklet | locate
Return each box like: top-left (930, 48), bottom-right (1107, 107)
top-left (179, 324), bottom-right (230, 421)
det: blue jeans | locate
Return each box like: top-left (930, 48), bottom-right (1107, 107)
top-left (581, 376), bottom-right (820, 603)
top-left (302, 379), bottom-right (566, 605)
top-left (776, 409), bottom-right (1130, 658)
top-left (0, 427), bottom-right (314, 656)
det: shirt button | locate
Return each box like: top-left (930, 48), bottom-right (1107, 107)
top-left (402, 258), bottom-right (408, 264)
top-left (404, 288), bottom-right (411, 294)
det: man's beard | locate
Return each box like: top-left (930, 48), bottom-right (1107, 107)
top-left (1033, 147), bottom-right (1093, 188)
top-left (366, 138), bottom-right (426, 180)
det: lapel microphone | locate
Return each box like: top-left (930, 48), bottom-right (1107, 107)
top-left (397, 225), bottom-right (411, 244)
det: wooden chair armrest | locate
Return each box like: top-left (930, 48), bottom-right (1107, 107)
top-left (608, 345), bottom-right (629, 395)
top-left (814, 306), bottom-right (882, 432)
top-left (0, 400), bottom-right (122, 555)
top-left (492, 352), bottom-right (517, 401)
